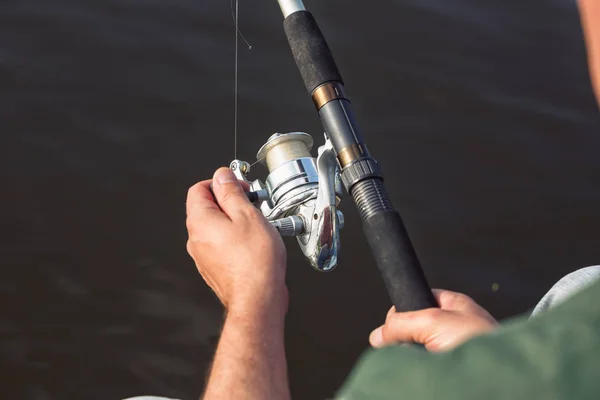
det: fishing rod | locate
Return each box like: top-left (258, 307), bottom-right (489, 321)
top-left (229, 0), bottom-right (437, 312)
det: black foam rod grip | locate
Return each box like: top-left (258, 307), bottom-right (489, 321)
top-left (362, 210), bottom-right (438, 312)
top-left (283, 10), bottom-right (343, 94)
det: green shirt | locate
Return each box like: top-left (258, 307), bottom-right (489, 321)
top-left (334, 279), bottom-right (600, 400)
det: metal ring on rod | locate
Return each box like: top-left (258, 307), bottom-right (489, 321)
top-left (277, 0), bottom-right (306, 18)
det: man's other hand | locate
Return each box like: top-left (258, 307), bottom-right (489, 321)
top-left (185, 167), bottom-right (288, 314)
top-left (369, 289), bottom-right (499, 352)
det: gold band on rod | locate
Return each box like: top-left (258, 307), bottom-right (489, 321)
top-left (337, 144), bottom-right (369, 168)
top-left (312, 82), bottom-right (348, 110)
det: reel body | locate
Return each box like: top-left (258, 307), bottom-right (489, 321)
top-left (230, 132), bottom-right (344, 272)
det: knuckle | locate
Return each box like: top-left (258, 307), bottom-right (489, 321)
top-left (442, 291), bottom-right (473, 308)
top-left (187, 181), bottom-right (203, 199)
top-left (244, 206), bottom-right (265, 222)
top-left (421, 308), bottom-right (443, 325)
top-left (186, 239), bottom-right (204, 263)
top-left (186, 240), bottom-right (197, 258)
top-left (187, 184), bottom-right (196, 198)
top-left (386, 313), bottom-right (408, 332)
top-left (386, 314), bottom-right (401, 327)
top-left (385, 306), bottom-right (396, 321)
top-left (185, 215), bottom-right (204, 236)
top-left (380, 323), bottom-right (394, 341)
top-left (185, 215), bottom-right (195, 231)
top-left (454, 291), bottom-right (474, 303)
top-left (185, 219), bottom-right (196, 236)
top-left (185, 218), bottom-right (213, 244)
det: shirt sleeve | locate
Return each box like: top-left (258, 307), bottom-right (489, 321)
top-left (333, 280), bottom-right (600, 400)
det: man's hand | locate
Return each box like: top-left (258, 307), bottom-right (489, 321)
top-left (369, 289), bottom-right (499, 352)
top-left (186, 168), bottom-right (291, 400)
top-left (185, 167), bottom-right (288, 314)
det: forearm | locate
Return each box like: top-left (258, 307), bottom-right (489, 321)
top-left (202, 294), bottom-right (291, 400)
top-left (579, 0), bottom-right (600, 103)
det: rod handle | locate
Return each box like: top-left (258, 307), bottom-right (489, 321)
top-left (362, 210), bottom-right (438, 312)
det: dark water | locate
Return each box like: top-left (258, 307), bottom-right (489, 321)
top-left (1, 0), bottom-right (600, 399)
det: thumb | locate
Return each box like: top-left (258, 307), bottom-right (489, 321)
top-left (370, 308), bottom-right (444, 348)
top-left (212, 167), bottom-right (252, 219)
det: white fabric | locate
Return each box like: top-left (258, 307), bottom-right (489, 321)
top-left (530, 265), bottom-right (600, 317)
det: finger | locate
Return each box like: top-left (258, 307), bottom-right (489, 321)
top-left (378, 308), bottom-right (446, 347)
top-left (432, 289), bottom-right (477, 312)
top-left (369, 325), bottom-right (385, 348)
top-left (212, 167), bottom-right (253, 220)
top-left (370, 325), bottom-right (414, 349)
top-left (374, 306), bottom-right (427, 347)
top-left (186, 180), bottom-right (221, 215)
top-left (209, 180), bottom-right (251, 199)
top-left (385, 306), bottom-right (396, 322)
top-left (186, 180), bottom-right (229, 236)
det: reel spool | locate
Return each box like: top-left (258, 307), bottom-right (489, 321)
top-left (231, 132), bottom-right (344, 272)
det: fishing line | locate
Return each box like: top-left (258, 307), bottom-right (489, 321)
top-left (231, 0), bottom-right (252, 159)
top-left (249, 155), bottom-right (266, 168)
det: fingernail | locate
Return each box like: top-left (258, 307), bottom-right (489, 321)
top-left (369, 327), bottom-right (384, 348)
top-left (214, 168), bottom-right (237, 185)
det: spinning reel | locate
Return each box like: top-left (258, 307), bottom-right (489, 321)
top-left (230, 132), bottom-right (344, 272)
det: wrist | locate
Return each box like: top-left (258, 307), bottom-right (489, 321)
top-left (228, 283), bottom-right (289, 322)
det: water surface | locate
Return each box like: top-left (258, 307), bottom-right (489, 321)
top-left (1, 0), bottom-right (600, 399)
